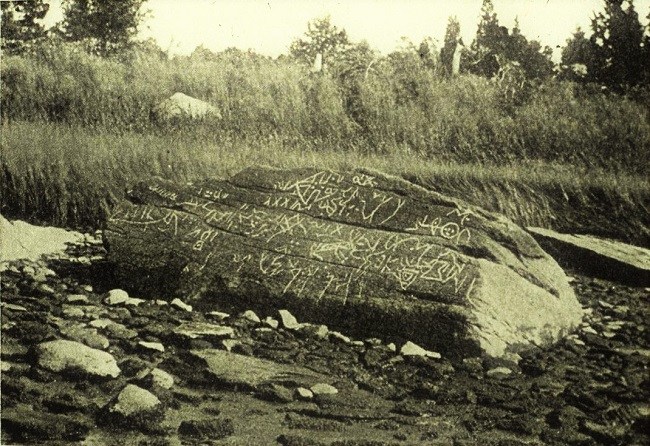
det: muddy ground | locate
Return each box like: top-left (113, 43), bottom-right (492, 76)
top-left (1, 234), bottom-right (648, 445)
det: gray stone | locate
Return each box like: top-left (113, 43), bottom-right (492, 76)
top-left (105, 384), bottom-right (163, 425)
top-left (62, 306), bottom-right (85, 318)
top-left (104, 289), bottom-right (130, 306)
top-left (0, 214), bottom-right (84, 264)
top-left (1, 303), bottom-right (27, 312)
top-left (190, 349), bottom-right (328, 390)
top-left (152, 92), bottom-right (221, 123)
top-left (173, 321), bottom-right (234, 339)
top-left (171, 298), bottom-right (192, 312)
top-left (263, 317), bottom-right (279, 329)
top-left (221, 339), bottom-right (241, 352)
top-left (528, 227), bottom-right (650, 286)
top-left (207, 310), bottom-right (230, 320)
top-left (60, 324), bottom-right (110, 350)
top-left (66, 294), bottom-right (89, 304)
top-left (242, 309), bottom-right (261, 323)
top-left (278, 309), bottom-right (301, 330)
top-left (400, 341), bottom-right (442, 359)
top-left (295, 387), bottom-right (314, 400)
top-left (310, 383), bottom-right (339, 395)
top-left (138, 341), bottom-right (165, 352)
top-left (36, 340), bottom-right (120, 378)
top-left (104, 322), bottom-right (138, 340)
top-left (299, 323), bottom-right (329, 339)
top-left (139, 367), bottom-right (175, 389)
top-left (105, 168), bottom-right (582, 357)
top-left (486, 366), bottom-right (513, 378)
top-left (329, 331), bottom-right (351, 344)
top-left (89, 318), bottom-right (113, 329)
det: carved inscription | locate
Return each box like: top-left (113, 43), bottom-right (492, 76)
top-left (271, 171), bottom-right (405, 225)
top-left (109, 169), bottom-right (480, 304)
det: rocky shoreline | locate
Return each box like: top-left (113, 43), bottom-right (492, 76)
top-left (1, 232), bottom-right (649, 445)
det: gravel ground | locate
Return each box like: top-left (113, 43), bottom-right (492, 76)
top-left (1, 234), bottom-right (648, 445)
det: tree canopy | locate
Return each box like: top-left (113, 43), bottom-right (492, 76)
top-left (1, 0), bottom-right (50, 54)
top-left (289, 16), bottom-right (351, 69)
top-left (57, 0), bottom-right (148, 56)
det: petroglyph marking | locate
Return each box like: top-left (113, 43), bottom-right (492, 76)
top-left (446, 208), bottom-right (473, 225)
top-left (232, 253), bottom-right (253, 272)
top-left (193, 186), bottom-right (230, 201)
top-left (407, 215), bottom-right (471, 243)
top-left (259, 252), bottom-right (285, 277)
top-left (148, 185), bottom-right (178, 201)
top-left (352, 173), bottom-right (377, 187)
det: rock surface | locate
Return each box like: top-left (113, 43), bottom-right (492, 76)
top-left (0, 214), bottom-right (83, 265)
top-left (36, 339), bottom-right (120, 378)
top-left (105, 167), bottom-right (581, 357)
top-left (1, 235), bottom-right (648, 445)
top-left (151, 92), bottom-right (221, 123)
top-left (190, 349), bottom-right (329, 390)
top-left (528, 227), bottom-right (650, 286)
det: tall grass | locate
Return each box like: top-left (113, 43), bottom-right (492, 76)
top-left (1, 41), bottom-right (648, 246)
top-left (2, 41), bottom-right (648, 173)
top-left (2, 121), bottom-right (648, 246)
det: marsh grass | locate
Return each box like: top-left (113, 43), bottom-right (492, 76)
top-left (2, 121), bottom-right (647, 246)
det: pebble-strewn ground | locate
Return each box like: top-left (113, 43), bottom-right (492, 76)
top-left (1, 234), bottom-right (648, 445)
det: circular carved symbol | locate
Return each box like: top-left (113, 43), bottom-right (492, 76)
top-left (440, 222), bottom-right (460, 239)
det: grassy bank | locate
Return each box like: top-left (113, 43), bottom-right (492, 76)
top-left (2, 42), bottom-right (649, 174)
top-left (2, 121), bottom-right (648, 247)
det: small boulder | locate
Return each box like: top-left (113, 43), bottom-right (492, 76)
top-left (329, 331), bottom-right (351, 344)
top-left (103, 384), bottom-right (164, 430)
top-left (66, 294), bottom-right (89, 304)
top-left (242, 310), bottom-right (261, 323)
top-left (171, 298), bottom-right (192, 312)
top-left (104, 289), bottom-right (129, 306)
top-left (486, 366), bottom-right (513, 378)
top-left (152, 92), bottom-right (221, 124)
top-left (278, 309), bottom-right (301, 330)
top-left (263, 317), bottom-right (279, 329)
top-left (298, 323), bottom-right (329, 339)
top-left (295, 387), bottom-right (314, 400)
top-left (400, 341), bottom-right (442, 359)
top-left (138, 341), bottom-right (165, 353)
top-left (139, 367), bottom-right (174, 390)
top-left (173, 321), bottom-right (234, 339)
top-left (36, 339), bottom-right (120, 378)
top-left (310, 383), bottom-right (338, 396)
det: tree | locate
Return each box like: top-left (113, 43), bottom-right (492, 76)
top-left (468, 0), bottom-right (553, 80)
top-left (560, 28), bottom-right (598, 81)
top-left (1, 0), bottom-right (50, 54)
top-left (417, 37), bottom-right (439, 71)
top-left (58, 0), bottom-right (148, 56)
top-left (289, 16), bottom-right (350, 69)
top-left (440, 16), bottom-right (461, 75)
top-left (589, 0), bottom-right (646, 90)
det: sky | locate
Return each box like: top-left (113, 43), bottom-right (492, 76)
top-left (42, 0), bottom-right (650, 61)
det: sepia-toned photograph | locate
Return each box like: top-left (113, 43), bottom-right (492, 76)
top-left (1, 0), bottom-right (649, 444)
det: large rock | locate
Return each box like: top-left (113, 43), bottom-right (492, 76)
top-left (36, 339), bottom-right (121, 378)
top-left (0, 214), bottom-right (83, 265)
top-left (104, 167), bottom-right (582, 357)
top-left (528, 227), bottom-right (650, 287)
top-left (151, 92), bottom-right (221, 123)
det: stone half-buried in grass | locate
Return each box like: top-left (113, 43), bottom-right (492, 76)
top-left (104, 166), bottom-right (583, 358)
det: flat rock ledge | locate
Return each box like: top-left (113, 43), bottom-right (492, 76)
top-left (528, 227), bottom-right (650, 287)
top-left (104, 167), bottom-right (582, 358)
